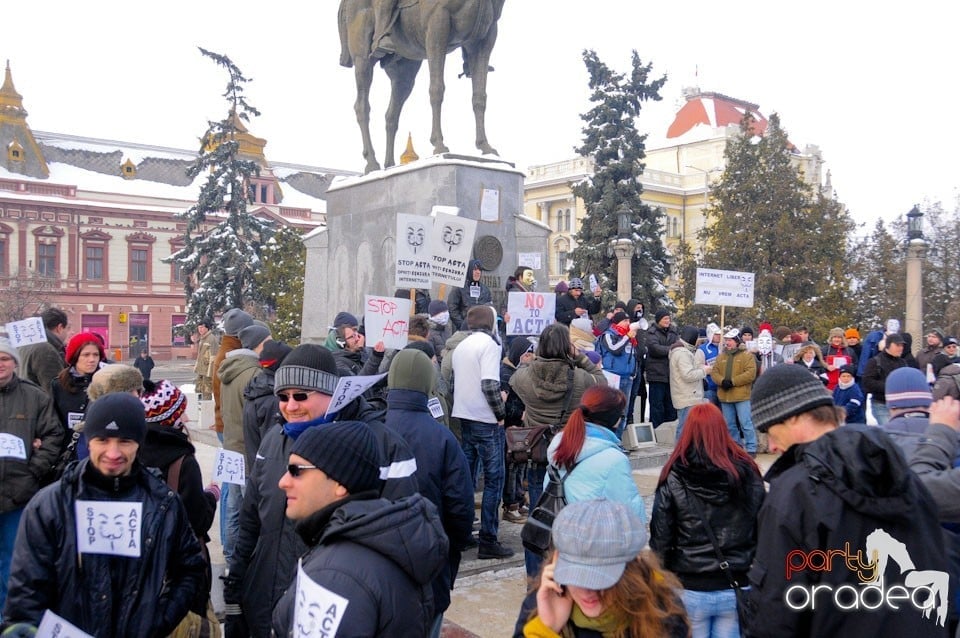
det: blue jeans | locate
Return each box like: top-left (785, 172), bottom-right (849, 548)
top-left (0, 508), bottom-right (24, 617)
top-left (222, 481), bottom-right (244, 564)
top-left (524, 463), bottom-right (547, 578)
top-left (704, 388), bottom-right (720, 409)
top-left (676, 405), bottom-right (692, 441)
top-left (872, 401), bottom-right (890, 425)
top-left (460, 419), bottom-right (504, 545)
top-left (649, 381), bottom-right (676, 428)
top-left (616, 374), bottom-right (634, 439)
top-left (721, 400), bottom-right (757, 453)
top-left (682, 588), bottom-right (742, 638)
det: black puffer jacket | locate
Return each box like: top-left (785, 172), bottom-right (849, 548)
top-left (645, 323), bottom-right (678, 383)
top-left (242, 368), bottom-right (279, 470)
top-left (861, 350), bottom-right (908, 403)
top-left (744, 425), bottom-right (949, 637)
top-left (4, 460), bottom-right (207, 638)
top-left (271, 493), bottom-right (448, 638)
top-left (554, 291), bottom-right (601, 325)
top-left (0, 376), bottom-right (62, 512)
top-left (50, 370), bottom-right (94, 452)
top-left (229, 397), bottom-right (419, 638)
top-left (650, 451), bottom-right (764, 590)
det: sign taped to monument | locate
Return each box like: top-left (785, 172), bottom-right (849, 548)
top-left (506, 292), bottom-right (555, 336)
top-left (431, 211), bottom-right (477, 286)
top-left (395, 213), bottom-right (432, 289)
top-left (694, 268), bottom-right (755, 308)
top-left (364, 295), bottom-right (412, 350)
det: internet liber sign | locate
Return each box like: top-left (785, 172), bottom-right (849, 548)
top-left (694, 268), bottom-right (755, 308)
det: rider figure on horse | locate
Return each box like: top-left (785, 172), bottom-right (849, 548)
top-left (371, 0), bottom-right (398, 58)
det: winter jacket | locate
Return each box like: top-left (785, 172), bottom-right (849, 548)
top-left (650, 451), bottom-right (764, 591)
top-left (668, 340), bottom-right (706, 410)
top-left (934, 363), bottom-right (960, 401)
top-left (133, 354), bottom-right (155, 380)
top-left (17, 329), bottom-right (66, 392)
top-left (509, 355), bottom-right (605, 428)
top-left (229, 398), bottom-right (418, 638)
top-left (427, 319), bottom-right (451, 363)
top-left (0, 375), bottom-right (62, 512)
top-left (271, 493), bottom-right (448, 638)
top-left (833, 382), bottom-right (866, 423)
top-left (861, 350), bottom-right (908, 403)
top-left (212, 334), bottom-right (242, 433)
top-left (194, 330), bottom-right (218, 377)
top-left (597, 327), bottom-right (636, 378)
top-left (710, 344), bottom-right (756, 403)
top-left (745, 425), bottom-right (949, 637)
top-left (501, 359), bottom-right (526, 427)
top-left (218, 349), bottom-right (261, 454)
top-left (554, 291), bottom-right (601, 326)
top-left (909, 421), bottom-right (960, 523)
top-left (856, 329), bottom-right (884, 378)
top-left (385, 388), bottom-right (474, 615)
top-left (447, 259), bottom-right (493, 330)
top-left (698, 341), bottom-right (720, 391)
top-left (50, 370), bottom-right (94, 458)
top-left (820, 345), bottom-right (857, 390)
top-left (645, 323), bottom-right (678, 383)
top-left (546, 424), bottom-right (646, 522)
top-left (917, 345), bottom-right (944, 378)
top-left (521, 604), bottom-right (689, 638)
top-left (796, 357), bottom-right (829, 385)
top-left (4, 460), bottom-right (207, 638)
top-left (242, 367), bottom-right (280, 470)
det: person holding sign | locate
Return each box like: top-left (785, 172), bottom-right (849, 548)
top-left (0, 337), bottom-right (61, 618)
top-left (554, 277), bottom-right (601, 326)
top-left (17, 307), bottom-right (69, 394)
top-left (4, 392), bottom-right (207, 636)
top-left (272, 421), bottom-right (447, 637)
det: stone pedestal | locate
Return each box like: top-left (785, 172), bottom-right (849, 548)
top-left (301, 156), bottom-right (550, 343)
top-left (612, 239), bottom-right (635, 302)
top-left (905, 239), bottom-right (927, 355)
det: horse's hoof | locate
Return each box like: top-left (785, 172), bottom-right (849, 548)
top-left (364, 161), bottom-right (382, 174)
top-left (433, 144), bottom-right (450, 155)
top-left (479, 144), bottom-right (498, 156)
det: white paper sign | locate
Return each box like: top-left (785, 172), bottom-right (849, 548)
top-left (364, 295), bottom-right (412, 350)
top-left (325, 373), bottom-right (388, 417)
top-left (480, 188), bottom-right (500, 221)
top-left (395, 213), bottom-right (432, 289)
top-left (603, 371), bottom-right (621, 387)
top-left (214, 449), bottom-right (246, 485)
top-left (427, 397), bottom-right (444, 419)
top-left (75, 500), bottom-right (142, 557)
top-left (5, 317), bottom-right (46, 348)
top-left (694, 268), bottom-right (755, 308)
top-left (0, 433), bottom-right (27, 460)
top-left (37, 609), bottom-right (94, 638)
top-left (431, 212), bottom-right (478, 286)
top-left (294, 562), bottom-right (350, 638)
top-left (588, 274), bottom-right (599, 293)
top-left (506, 292), bottom-right (556, 336)
top-left (518, 252), bottom-right (542, 270)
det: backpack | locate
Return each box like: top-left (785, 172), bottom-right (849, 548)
top-left (521, 462), bottom-right (579, 556)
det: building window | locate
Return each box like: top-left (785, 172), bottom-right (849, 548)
top-left (558, 250), bottom-right (568, 275)
top-left (37, 243), bottom-right (57, 277)
top-left (0, 239), bottom-right (6, 276)
top-left (130, 247), bottom-right (148, 282)
top-left (564, 209), bottom-right (573, 232)
top-left (85, 246), bottom-right (104, 280)
top-left (172, 313), bottom-right (187, 347)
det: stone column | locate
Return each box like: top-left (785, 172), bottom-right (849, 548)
top-left (905, 238), bottom-right (928, 354)
top-left (612, 238), bottom-right (635, 302)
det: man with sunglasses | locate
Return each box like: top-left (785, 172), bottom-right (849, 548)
top-left (224, 344), bottom-right (418, 638)
top-left (271, 420), bottom-right (446, 636)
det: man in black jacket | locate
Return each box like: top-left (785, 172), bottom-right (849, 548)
top-left (861, 332), bottom-right (908, 425)
top-left (271, 421), bottom-right (447, 637)
top-left (554, 277), bottom-right (601, 325)
top-left (3, 393), bottom-right (206, 636)
top-left (745, 364), bottom-right (949, 637)
top-left (646, 311), bottom-right (678, 427)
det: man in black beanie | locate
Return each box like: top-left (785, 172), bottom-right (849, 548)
top-left (744, 364), bottom-right (949, 637)
top-left (271, 421), bottom-right (447, 637)
top-left (225, 344), bottom-right (418, 638)
top-left (4, 393), bottom-right (206, 636)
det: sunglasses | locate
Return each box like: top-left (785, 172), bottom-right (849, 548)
top-left (287, 464), bottom-right (318, 478)
top-left (277, 390), bottom-right (318, 403)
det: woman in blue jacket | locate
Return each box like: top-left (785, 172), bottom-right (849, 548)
top-left (596, 311), bottom-right (637, 436)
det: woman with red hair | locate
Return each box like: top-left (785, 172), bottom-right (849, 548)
top-left (650, 402), bottom-right (764, 638)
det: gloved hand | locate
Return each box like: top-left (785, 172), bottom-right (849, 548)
top-left (2, 624), bottom-right (37, 638)
top-left (221, 570), bottom-right (248, 638)
top-left (720, 379), bottom-right (734, 390)
top-left (224, 613), bottom-right (248, 638)
top-left (221, 571), bottom-right (242, 605)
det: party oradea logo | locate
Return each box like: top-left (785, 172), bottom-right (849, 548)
top-left (784, 528), bottom-right (948, 627)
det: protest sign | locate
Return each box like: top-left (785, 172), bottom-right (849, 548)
top-left (5, 317), bottom-right (46, 347)
top-left (431, 211), bottom-right (477, 286)
top-left (75, 501), bottom-right (142, 557)
top-left (395, 213), bottom-right (432, 289)
top-left (694, 268), bottom-right (755, 308)
top-left (506, 292), bottom-right (555, 335)
top-left (214, 449), bottom-right (246, 485)
top-left (364, 295), bottom-right (412, 350)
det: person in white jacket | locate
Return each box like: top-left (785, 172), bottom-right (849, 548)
top-left (669, 326), bottom-right (712, 439)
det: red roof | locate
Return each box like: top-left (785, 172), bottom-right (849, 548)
top-left (667, 91), bottom-right (768, 139)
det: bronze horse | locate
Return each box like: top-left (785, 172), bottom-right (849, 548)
top-left (338, 0), bottom-right (505, 174)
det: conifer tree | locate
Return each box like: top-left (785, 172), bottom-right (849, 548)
top-left (165, 48), bottom-right (272, 328)
top-left (569, 50), bottom-right (670, 307)
top-left (848, 218), bottom-right (905, 330)
top-left (256, 226), bottom-right (305, 344)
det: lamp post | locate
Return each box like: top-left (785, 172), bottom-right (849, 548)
top-left (611, 203), bottom-right (635, 301)
top-left (904, 205), bottom-right (927, 354)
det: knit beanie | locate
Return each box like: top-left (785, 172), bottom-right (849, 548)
top-left (610, 311), bottom-right (628, 325)
top-left (84, 392), bottom-right (147, 444)
top-left (568, 277), bottom-right (584, 290)
top-left (751, 364), bottom-right (834, 433)
top-left (333, 312), bottom-right (359, 329)
top-left (222, 309), bottom-right (254, 337)
top-left (845, 328), bottom-right (861, 340)
top-left (655, 310), bottom-right (670, 323)
top-left (87, 364), bottom-right (143, 401)
top-left (507, 337), bottom-right (535, 366)
top-left (259, 340), bottom-right (293, 372)
top-left (554, 281), bottom-right (569, 294)
top-left (0, 337), bottom-right (19, 366)
top-left (387, 349), bottom-right (436, 395)
top-left (239, 324), bottom-right (270, 351)
top-left (680, 326), bottom-right (699, 347)
top-left (140, 379), bottom-right (187, 431)
top-left (66, 332), bottom-right (106, 366)
top-left (584, 350), bottom-right (602, 365)
top-left (740, 326), bottom-right (754, 338)
top-left (274, 344), bottom-right (339, 395)
top-left (427, 300), bottom-right (448, 317)
top-left (885, 367), bottom-right (932, 410)
top-left (290, 421), bottom-right (381, 493)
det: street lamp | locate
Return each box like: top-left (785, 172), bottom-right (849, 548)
top-left (616, 203), bottom-right (632, 239)
top-left (904, 204), bottom-right (927, 354)
top-left (907, 205), bottom-right (923, 240)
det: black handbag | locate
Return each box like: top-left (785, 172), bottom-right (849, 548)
top-left (520, 461), bottom-right (578, 556)
top-left (683, 482), bottom-right (750, 636)
top-left (505, 367), bottom-right (574, 466)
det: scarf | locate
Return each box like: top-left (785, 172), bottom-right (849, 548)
top-left (569, 606), bottom-right (621, 636)
top-left (432, 311), bottom-right (450, 326)
top-left (282, 411), bottom-right (338, 440)
top-left (613, 323), bottom-right (637, 347)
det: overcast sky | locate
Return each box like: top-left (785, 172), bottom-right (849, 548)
top-left (4, 1), bottom-right (956, 230)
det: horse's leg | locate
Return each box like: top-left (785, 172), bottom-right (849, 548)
top-left (466, 27), bottom-right (499, 156)
top-left (424, 18), bottom-right (450, 155)
top-left (353, 59), bottom-right (381, 174)
top-left (383, 58), bottom-right (422, 168)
